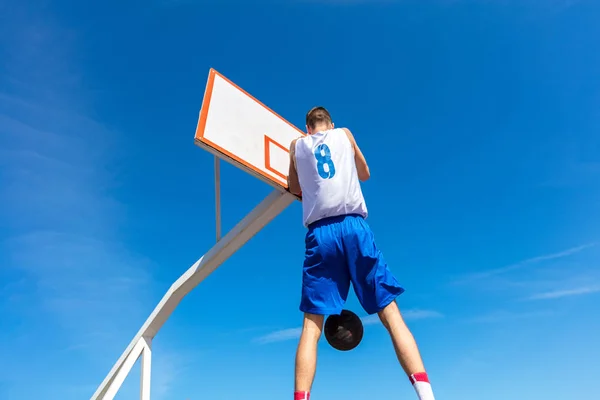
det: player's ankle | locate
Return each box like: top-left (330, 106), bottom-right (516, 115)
top-left (409, 372), bottom-right (435, 400)
top-left (409, 371), bottom-right (429, 384)
top-left (294, 390), bottom-right (310, 400)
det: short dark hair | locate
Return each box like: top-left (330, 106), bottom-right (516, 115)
top-left (305, 106), bottom-right (332, 130)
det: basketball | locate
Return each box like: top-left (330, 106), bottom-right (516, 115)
top-left (324, 309), bottom-right (364, 351)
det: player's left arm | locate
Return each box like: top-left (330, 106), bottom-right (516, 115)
top-left (287, 138), bottom-right (302, 196)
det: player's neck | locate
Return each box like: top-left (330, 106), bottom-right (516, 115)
top-left (309, 124), bottom-right (333, 135)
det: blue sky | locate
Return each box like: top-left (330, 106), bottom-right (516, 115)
top-left (1, 0), bottom-right (600, 399)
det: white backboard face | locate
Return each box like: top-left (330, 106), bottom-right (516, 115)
top-left (195, 69), bottom-right (305, 189)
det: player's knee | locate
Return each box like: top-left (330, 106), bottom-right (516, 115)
top-left (377, 300), bottom-right (402, 331)
top-left (301, 326), bottom-right (322, 343)
top-left (301, 313), bottom-right (324, 341)
top-left (378, 310), bottom-right (393, 331)
top-left (378, 312), bottom-right (390, 330)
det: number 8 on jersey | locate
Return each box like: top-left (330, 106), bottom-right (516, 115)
top-left (314, 143), bottom-right (336, 179)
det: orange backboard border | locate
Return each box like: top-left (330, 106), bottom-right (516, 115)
top-left (264, 134), bottom-right (290, 181)
top-left (194, 68), bottom-right (305, 189)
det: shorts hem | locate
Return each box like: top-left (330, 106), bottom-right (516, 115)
top-left (364, 289), bottom-right (405, 315)
top-left (299, 305), bottom-right (343, 316)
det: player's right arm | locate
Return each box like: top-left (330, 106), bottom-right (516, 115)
top-left (287, 138), bottom-right (302, 196)
top-left (342, 128), bottom-right (370, 181)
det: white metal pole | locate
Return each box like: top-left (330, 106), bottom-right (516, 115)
top-left (102, 338), bottom-right (146, 400)
top-left (139, 336), bottom-right (152, 400)
top-left (215, 155), bottom-right (221, 242)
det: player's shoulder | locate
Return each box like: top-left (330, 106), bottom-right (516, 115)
top-left (337, 127), bottom-right (356, 143)
top-left (290, 134), bottom-right (309, 156)
top-left (290, 135), bottom-right (303, 148)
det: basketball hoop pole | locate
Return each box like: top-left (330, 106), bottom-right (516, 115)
top-left (91, 67), bottom-right (302, 399)
top-left (214, 155), bottom-right (221, 241)
top-left (89, 189), bottom-right (294, 400)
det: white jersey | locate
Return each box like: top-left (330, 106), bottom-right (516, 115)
top-left (294, 128), bottom-right (368, 227)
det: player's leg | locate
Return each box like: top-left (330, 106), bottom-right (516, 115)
top-left (294, 313), bottom-right (324, 396)
top-left (343, 215), bottom-right (436, 400)
top-left (378, 300), bottom-right (434, 399)
top-left (295, 218), bottom-right (350, 400)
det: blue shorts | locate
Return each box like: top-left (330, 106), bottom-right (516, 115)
top-left (300, 214), bottom-right (405, 316)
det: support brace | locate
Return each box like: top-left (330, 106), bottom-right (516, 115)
top-left (90, 189), bottom-right (294, 399)
top-left (101, 337), bottom-right (146, 400)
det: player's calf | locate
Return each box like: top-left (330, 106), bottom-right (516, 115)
top-left (294, 314), bottom-right (324, 399)
top-left (378, 301), bottom-right (436, 400)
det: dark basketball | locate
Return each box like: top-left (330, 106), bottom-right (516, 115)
top-left (324, 309), bottom-right (364, 351)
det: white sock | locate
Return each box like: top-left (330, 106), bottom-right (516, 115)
top-left (409, 372), bottom-right (435, 400)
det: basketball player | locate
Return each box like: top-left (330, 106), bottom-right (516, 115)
top-left (286, 107), bottom-right (436, 400)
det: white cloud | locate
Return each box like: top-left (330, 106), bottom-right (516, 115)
top-left (465, 310), bottom-right (556, 323)
top-left (254, 309), bottom-right (442, 344)
top-left (253, 328), bottom-right (303, 344)
top-left (454, 243), bottom-right (597, 284)
top-left (526, 285), bottom-right (600, 300)
top-left (0, 7), bottom-right (181, 399)
top-left (360, 315), bottom-right (382, 326)
top-left (0, 96), bottom-right (173, 397)
top-left (361, 309), bottom-right (444, 326)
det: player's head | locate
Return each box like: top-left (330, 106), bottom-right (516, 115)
top-left (305, 106), bottom-right (334, 135)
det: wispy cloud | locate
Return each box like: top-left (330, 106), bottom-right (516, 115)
top-left (454, 243), bottom-right (597, 284)
top-left (361, 309), bottom-right (444, 326)
top-left (525, 285), bottom-right (600, 300)
top-left (0, 98), bottom-right (171, 397)
top-left (0, 5), bottom-right (181, 399)
top-left (465, 309), bottom-right (556, 324)
top-left (254, 309), bottom-right (443, 344)
top-left (254, 327), bottom-right (304, 344)
top-left (401, 308), bottom-right (444, 320)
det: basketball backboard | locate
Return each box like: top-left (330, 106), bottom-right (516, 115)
top-left (194, 68), bottom-right (305, 189)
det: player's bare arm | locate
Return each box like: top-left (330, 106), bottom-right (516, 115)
top-left (287, 138), bottom-right (302, 195)
top-left (342, 128), bottom-right (370, 181)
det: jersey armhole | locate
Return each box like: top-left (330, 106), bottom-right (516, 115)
top-left (340, 128), bottom-right (356, 156)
